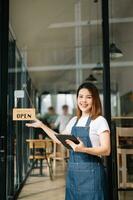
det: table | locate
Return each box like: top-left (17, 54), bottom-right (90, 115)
top-left (26, 139), bottom-right (53, 178)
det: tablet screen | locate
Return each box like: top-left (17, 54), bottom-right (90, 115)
top-left (55, 134), bottom-right (79, 149)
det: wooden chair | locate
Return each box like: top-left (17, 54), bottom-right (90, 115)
top-left (116, 127), bottom-right (133, 188)
top-left (26, 139), bottom-right (54, 180)
top-left (49, 143), bottom-right (69, 176)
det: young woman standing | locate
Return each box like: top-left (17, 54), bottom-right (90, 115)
top-left (26, 82), bottom-right (110, 200)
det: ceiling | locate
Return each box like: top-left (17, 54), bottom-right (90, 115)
top-left (9, 0), bottom-right (133, 93)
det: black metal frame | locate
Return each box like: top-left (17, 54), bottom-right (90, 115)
top-left (101, 0), bottom-right (118, 199)
top-left (7, 39), bottom-right (16, 200)
top-left (0, 1), bottom-right (9, 200)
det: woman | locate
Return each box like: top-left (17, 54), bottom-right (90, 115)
top-left (26, 82), bottom-right (110, 200)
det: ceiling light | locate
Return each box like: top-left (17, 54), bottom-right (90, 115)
top-left (92, 62), bottom-right (103, 74)
top-left (85, 74), bottom-right (97, 83)
top-left (110, 43), bottom-right (123, 59)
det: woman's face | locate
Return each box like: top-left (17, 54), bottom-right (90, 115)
top-left (77, 88), bottom-right (93, 115)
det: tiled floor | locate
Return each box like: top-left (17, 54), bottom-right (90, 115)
top-left (18, 162), bottom-right (66, 200)
top-left (18, 176), bottom-right (65, 200)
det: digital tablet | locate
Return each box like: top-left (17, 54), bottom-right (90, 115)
top-left (55, 134), bottom-right (79, 149)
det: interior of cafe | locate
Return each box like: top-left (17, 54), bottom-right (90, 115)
top-left (0, 0), bottom-right (133, 200)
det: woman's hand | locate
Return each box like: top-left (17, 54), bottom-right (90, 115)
top-left (26, 118), bottom-right (61, 144)
top-left (25, 118), bottom-right (43, 128)
top-left (66, 137), bottom-right (85, 152)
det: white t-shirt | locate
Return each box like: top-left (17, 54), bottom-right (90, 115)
top-left (62, 115), bottom-right (110, 147)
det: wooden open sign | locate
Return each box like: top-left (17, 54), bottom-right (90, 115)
top-left (13, 108), bottom-right (36, 121)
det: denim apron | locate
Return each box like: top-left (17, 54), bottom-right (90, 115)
top-left (65, 117), bottom-right (108, 200)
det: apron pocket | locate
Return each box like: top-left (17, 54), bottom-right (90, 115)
top-left (78, 165), bottom-right (102, 192)
top-left (78, 168), bottom-right (95, 191)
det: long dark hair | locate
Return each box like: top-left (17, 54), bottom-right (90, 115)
top-left (76, 82), bottom-right (102, 119)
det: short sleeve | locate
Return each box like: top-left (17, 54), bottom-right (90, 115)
top-left (96, 116), bottom-right (110, 135)
top-left (61, 116), bottom-right (77, 135)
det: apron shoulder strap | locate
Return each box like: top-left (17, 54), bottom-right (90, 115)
top-left (86, 117), bottom-right (91, 127)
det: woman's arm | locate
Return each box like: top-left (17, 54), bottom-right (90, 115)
top-left (26, 119), bottom-right (61, 144)
top-left (79, 131), bottom-right (110, 156)
top-left (66, 131), bottom-right (111, 156)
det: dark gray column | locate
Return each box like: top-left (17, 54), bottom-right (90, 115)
top-left (101, 0), bottom-right (118, 200)
top-left (0, 0), bottom-right (9, 200)
top-left (7, 40), bottom-right (16, 199)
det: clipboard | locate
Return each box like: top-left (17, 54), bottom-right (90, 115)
top-left (55, 134), bottom-right (79, 149)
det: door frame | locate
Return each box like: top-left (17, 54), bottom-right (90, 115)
top-left (0, 0), bottom-right (9, 200)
